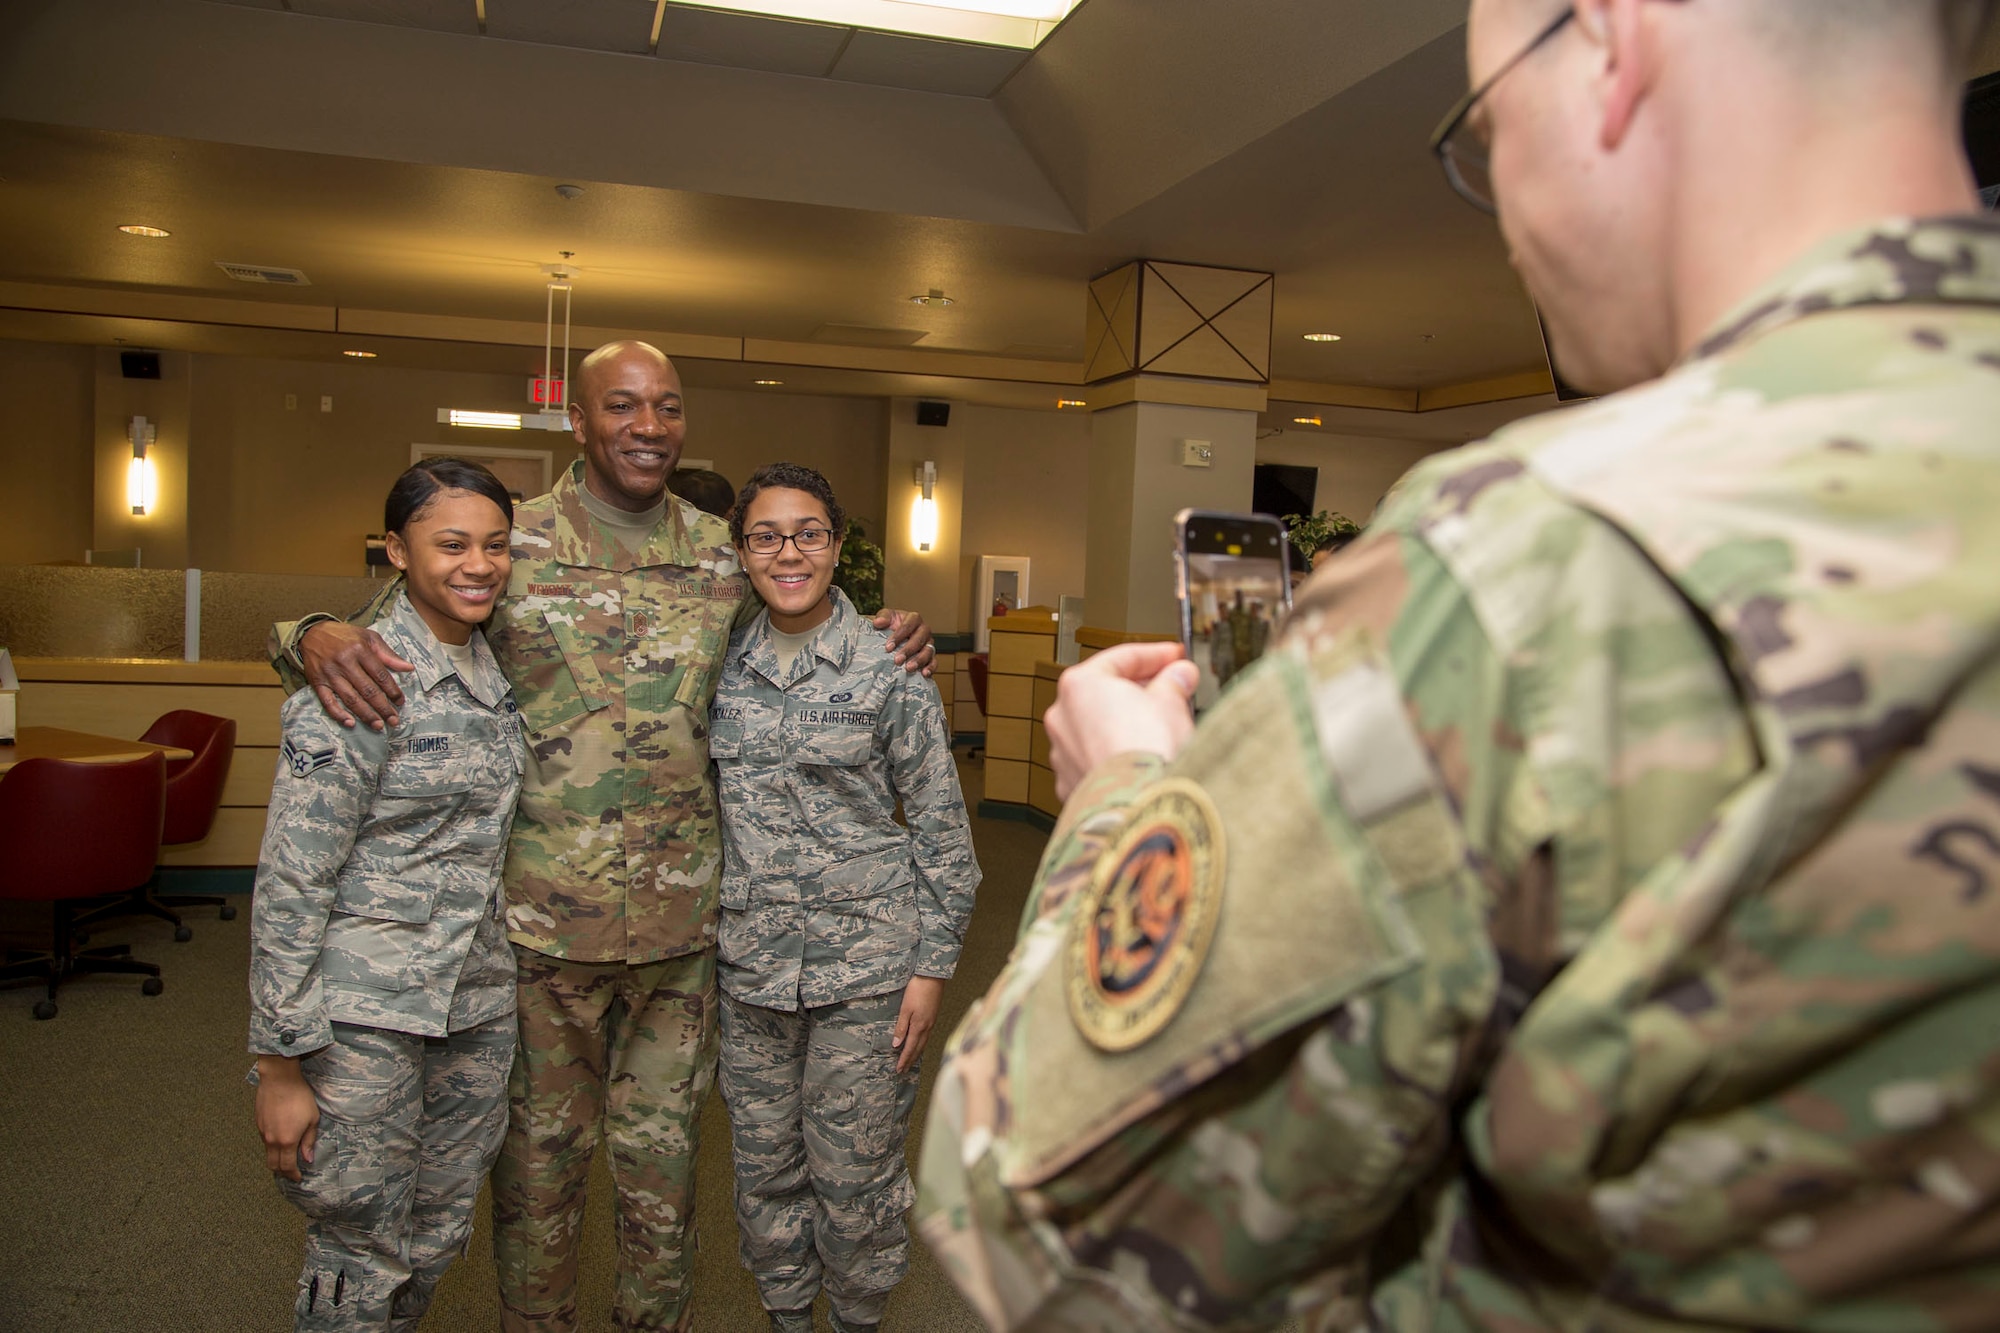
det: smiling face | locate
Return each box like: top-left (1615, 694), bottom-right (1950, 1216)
top-left (570, 341), bottom-right (686, 511)
top-left (387, 487), bottom-right (513, 645)
top-left (737, 485), bottom-right (844, 635)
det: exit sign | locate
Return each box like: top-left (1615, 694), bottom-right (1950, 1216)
top-left (529, 376), bottom-right (566, 407)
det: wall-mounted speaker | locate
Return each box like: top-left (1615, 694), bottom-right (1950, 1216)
top-left (916, 400), bottom-right (951, 427)
top-left (120, 351), bottom-right (162, 380)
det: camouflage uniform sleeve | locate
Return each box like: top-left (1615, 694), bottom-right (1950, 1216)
top-left (916, 531), bottom-right (1523, 1331)
top-left (246, 690), bottom-right (382, 1056)
top-left (880, 668), bottom-right (981, 979)
top-left (265, 576), bottom-right (405, 691)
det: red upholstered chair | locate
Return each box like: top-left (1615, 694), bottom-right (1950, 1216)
top-left (143, 710), bottom-right (239, 924)
top-left (73, 710), bottom-right (239, 940)
top-left (0, 753), bottom-right (167, 1020)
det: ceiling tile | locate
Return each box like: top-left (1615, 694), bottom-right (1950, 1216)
top-left (655, 7), bottom-right (851, 78)
top-left (829, 30), bottom-right (1026, 99)
top-left (485, 0), bottom-right (655, 55)
top-left (287, 0), bottom-right (479, 36)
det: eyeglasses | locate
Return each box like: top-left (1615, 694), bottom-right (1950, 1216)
top-left (742, 527), bottom-right (833, 555)
top-left (1429, 6), bottom-right (1575, 214)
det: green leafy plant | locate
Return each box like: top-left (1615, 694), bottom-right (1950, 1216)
top-left (1283, 509), bottom-right (1360, 564)
top-left (835, 518), bottom-right (885, 616)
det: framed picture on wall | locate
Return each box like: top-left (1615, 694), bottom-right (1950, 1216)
top-left (410, 443), bottom-right (555, 503)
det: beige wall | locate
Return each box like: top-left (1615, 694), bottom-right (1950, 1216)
top-left (679, 388), bottom-right (887, 538)
top-left (957, 403), bottom-right (1091, 629)
top-left (1087, 401), bottom-right (1258, 634)
top-left (6, 340), bottom-right (1104, 639)
top-left (1254, 428), bottom-right (1454, 526)
top-left (881, 398), bottom-right (968, 634)
top-left (0, 339), bottom-right (94, 565)
top-left (187, 354), bottom-right (532, 575)
top-left (186, 356), bottom-right (892, 577)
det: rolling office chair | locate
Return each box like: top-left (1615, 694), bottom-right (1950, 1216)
top-left (73, 710), bottom-right (238, 941)
top-left (0, 753), bottom-right (168, 1020)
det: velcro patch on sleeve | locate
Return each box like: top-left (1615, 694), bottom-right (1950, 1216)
top-left (282, 737), bottom-right (338, 778)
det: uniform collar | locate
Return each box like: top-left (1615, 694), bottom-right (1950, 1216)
top-left (1691, 214), bottom-right (2000, 363)
top-left (548, 459), bottom-right (698, 572)
top-left (737, 587), bottom-right (861, 689)
top-left (380, 590), bottom-right (512, 710)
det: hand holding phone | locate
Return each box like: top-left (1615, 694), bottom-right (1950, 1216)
top-left (1175, 509), bottom-right (1292, 714)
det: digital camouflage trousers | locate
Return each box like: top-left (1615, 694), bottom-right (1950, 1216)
top-left (274, 1015), bottom-right (514, 1331)
top-left (719, 988), bottom-right (920, 1328)
top-left (491, 945), bottom-right (718, 1333)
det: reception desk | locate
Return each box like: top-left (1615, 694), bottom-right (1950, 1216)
top-left (980, 619), bottom-right (1176, 828)
top-left (15, 658), bottom-right (285, 867)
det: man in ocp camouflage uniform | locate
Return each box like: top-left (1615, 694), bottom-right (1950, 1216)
top-left (918, 2), bottom-right (2000, 1330)
top-left (277, 342), bottom-right (933, 1332)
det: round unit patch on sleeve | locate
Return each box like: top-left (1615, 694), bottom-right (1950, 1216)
top-left (1065, 778), bottom-right (1227, 1053)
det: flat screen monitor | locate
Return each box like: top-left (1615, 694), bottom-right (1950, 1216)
top-left (1252, 462), bottom-right (1317, 520)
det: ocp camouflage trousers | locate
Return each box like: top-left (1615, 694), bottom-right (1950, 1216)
top-left (718, 989), bottom-right (920, 1327)
top-left (491, 945), bottom-right (718, 1333)
top-left (274, 1015), bottom-right (514, 1331)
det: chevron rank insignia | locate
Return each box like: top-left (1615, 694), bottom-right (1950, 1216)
top-left (282, 737), bottom-right (338, 778)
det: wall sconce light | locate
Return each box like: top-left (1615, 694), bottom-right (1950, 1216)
top-left (127, 415), bottom-right (159, 516)
top-left (911, 460), bottom-right (938, 553)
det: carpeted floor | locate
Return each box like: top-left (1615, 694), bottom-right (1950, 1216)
top-left (0, 754), bottom-right (1048, 1332)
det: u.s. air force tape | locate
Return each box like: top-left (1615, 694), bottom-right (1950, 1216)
top-left (1065, 778), bottom-right (1226, 1053)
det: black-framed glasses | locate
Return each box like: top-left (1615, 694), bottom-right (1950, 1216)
top-left (1429, 6), bottom-right (1575, 214)
top-left (743, 527), bottom-right (833, 555)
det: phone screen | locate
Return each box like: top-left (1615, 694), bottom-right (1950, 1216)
top-left (1177, 510), bottom-right (1291, 714)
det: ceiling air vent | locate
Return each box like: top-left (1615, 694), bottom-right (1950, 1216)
top-left (216, 262), bottom-right (311, 286)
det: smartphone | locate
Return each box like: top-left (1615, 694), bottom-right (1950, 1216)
top-left (1175, 509), bottom-right (1292, 714)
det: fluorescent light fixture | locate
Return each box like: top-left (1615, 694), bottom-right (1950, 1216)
top-left (439, 409), bottom-right (522, 430)
top-left (1056, 398), bottom-right (1087, 408)
top-left (118, 224), bottom-right (171, 238)
top-left (127, 416), bottom-right (158, 515)
top-left (687, 0), bottom-right (1080, 48)
top-left (752, 379), bottom-right (784, 387)
top-left (343, 349), bottom-right (377, 358)
top-left (910, 289), bottom-right (954, 307)
top-left (911, 460), bottom-right (939, 553)
top-left (1292, 416), bottom-right (1323, 426)
top-left (1302, 333), bottom-right (1342, 342)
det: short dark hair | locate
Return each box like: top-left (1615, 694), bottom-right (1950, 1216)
top-left (384, 457), bottom-right (514, 535)
top-left (667, 467), bottom-right (737, 518)
top-left (728, 463), bottom-right (846, 546)
top-left (1312, 530), bottom-right (1358, 557)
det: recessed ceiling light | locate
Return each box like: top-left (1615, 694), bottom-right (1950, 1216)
top-left (1293, 415), bottom-right (1323, 426)
top-left (1302, 332), bottom-right (1341, 342)
top-left (752, 378), bottom-right (783, 387)
top-left (1056, 398), bottom-right (1086, 409)
top-left (910, 288), bottom-right (955, 307)
top-left (342, 349), bottom-right (377, 359)
top-left (118, 225), bottom-right (171, 238)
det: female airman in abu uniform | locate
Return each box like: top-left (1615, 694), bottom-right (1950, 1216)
top-left (708, 463), bottom-right (979, 1333)
top-left (249, 458), bottom-right (525, 1330)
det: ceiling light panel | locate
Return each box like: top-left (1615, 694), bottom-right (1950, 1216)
top-left (685, 0), bottom-right (1082, 49)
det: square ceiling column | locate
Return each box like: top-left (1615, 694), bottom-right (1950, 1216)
top-left (1085, 260), bottom-right (1274, 386)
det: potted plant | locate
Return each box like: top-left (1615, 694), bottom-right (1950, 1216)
top-left (1283, 509), bottom-right (1361, 565)
top-left (835, 518), bottom-right (885, 616)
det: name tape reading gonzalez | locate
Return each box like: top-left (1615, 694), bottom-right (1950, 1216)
top-left (1066, 779), bottom-right (1226, 1053)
